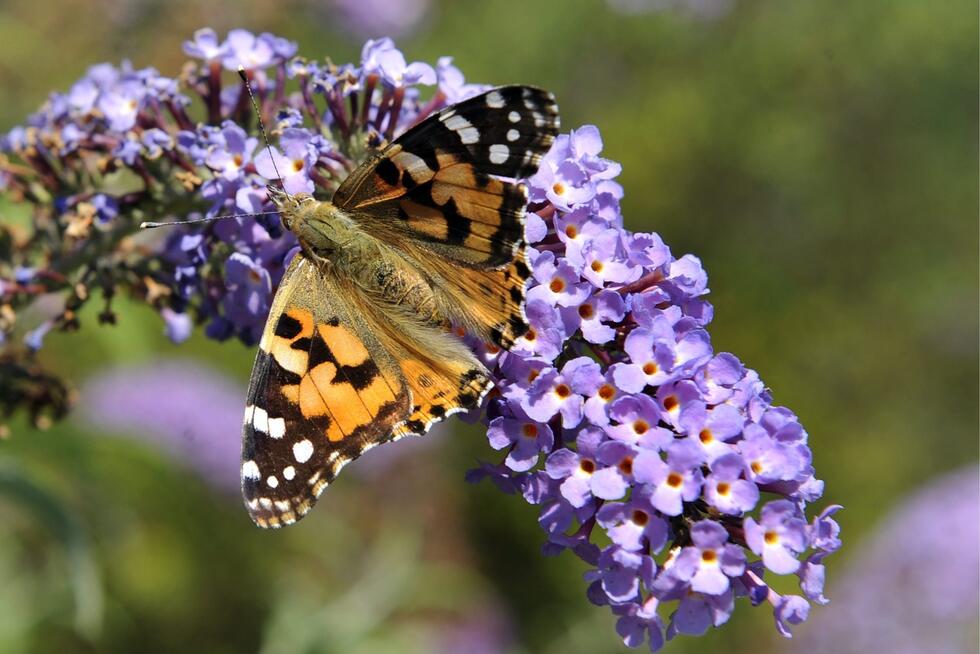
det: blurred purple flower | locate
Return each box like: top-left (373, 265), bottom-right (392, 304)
top-left (182, 27), bottom-right (229, 62)
top-left (361, 37), bottom-right (436, 87)
top-left (791, 466), bottom-right (978, 654)
top-left (331, 0), bottom-right (432, 40)
top-left (81, 360), bottom-right (244, 492)
top-left (221, 29), bottom-right (276, 70)
top-left (160, 307), bottom-right (192, 344)
top-left (436, 56), bottom-right (490, 103)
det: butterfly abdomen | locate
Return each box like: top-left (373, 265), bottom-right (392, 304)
top-left (355, 254), bottom-right (445, 327)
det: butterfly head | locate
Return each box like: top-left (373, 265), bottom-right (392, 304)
top-left (267, 186), bottom-right (360, 261)
top-left (268, 186), bottom-right (314, 229)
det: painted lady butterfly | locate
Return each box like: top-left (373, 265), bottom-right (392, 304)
top-left (241, 86), bottom-right (559, 527)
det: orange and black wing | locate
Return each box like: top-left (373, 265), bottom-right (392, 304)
top-left (241, 255), bottom-right (411, 527)
top-left (333, 86), bottom-right (559, 346)
top-left (241, 255), bottom-right (490, 528)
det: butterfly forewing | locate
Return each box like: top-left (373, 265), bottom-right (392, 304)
top-left (333, 86), bottom-right (557, 347)
top-left (242, 256), bottom-right (412, 528)
top-left (333, 86), bottom-right (559, 269)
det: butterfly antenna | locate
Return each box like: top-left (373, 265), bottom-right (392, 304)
top-left (140, 211), bottom-right (280, 230)
top-left (238, 66), bottom-right (287, 196)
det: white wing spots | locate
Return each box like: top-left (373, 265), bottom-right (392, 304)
top-left (266, 475), bottom-right (279, 488)
top-left (243, 405), bottom-right (255, 426)
top-left (442, 113), bottom-right (468, 129)
top-left (283, 466), bottom-right (296, 480)
top-left (267, 417), bottom-right (286, 439)
top-left (293, 439), bottom-right (314, 463)
top-left (252, 406), bottom-right (269, 433)
top-left (506, 129), bottom-right (520, 142)
top-left (242, 460), bottom-right (261, 480)
top-left (259, 497), bottom-right (273, 510)
top-left (532, 111), bottom-right (547, 127)
top-left (458, 127), bottom-right (480, 145)
top-left (489, 144), bottom-right (510, 164)
top-left (508, 110), bottom-right (521, 123)
top-left (486, 90), bottom-right (505, 108)
top-left (442, 113), bottom-right (480, 144)
top-left (274, 500), bottom-right (291, 512)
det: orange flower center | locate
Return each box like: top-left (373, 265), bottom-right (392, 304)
top-left (631, 510), bottom-right (649, 526)
top-left (522, 424), bottom-right (538, 438)
top-left (554, 384), bottom-right (572, 399)
top-left (549, 278), bottom-right (566, 293)
top-left (552, 182), bottom-right (565, 195)
top-left (578, 303), bottom-right (595, 319)
top-left (598, 384), bottom-right (616, 401)
top-left (642, 362), bottom-right (658, 375)
top-left (666, 472), bottom-right (683, 488)
top-left (663, 395), bottom-right (679, 412)
top-left (632, 419), bottom-right (649, 435)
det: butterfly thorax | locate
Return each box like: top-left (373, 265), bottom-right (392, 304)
top-left (274, 192), bottom-right (369, 263)
top-left (274, 191), bottom-right (442, 325)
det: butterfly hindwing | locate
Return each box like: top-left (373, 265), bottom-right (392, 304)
top-left (427, 244), bottom-right (533, 348)
top-left (352, 291), bottom-right (493, 440)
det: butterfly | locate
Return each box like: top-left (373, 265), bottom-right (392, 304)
top-left (241, 86), bottom-right (560, 527)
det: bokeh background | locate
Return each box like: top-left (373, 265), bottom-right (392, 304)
top-left (0, 0), bottom-right (977, 652)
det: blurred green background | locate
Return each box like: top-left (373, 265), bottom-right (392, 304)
top-left (0, 0), bottom-right (976, 652)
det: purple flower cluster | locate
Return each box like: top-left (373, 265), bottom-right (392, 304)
top-left (1, 30), bottom-right (486, 347)
top-left (468, 126), bottom-right (841, 650)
